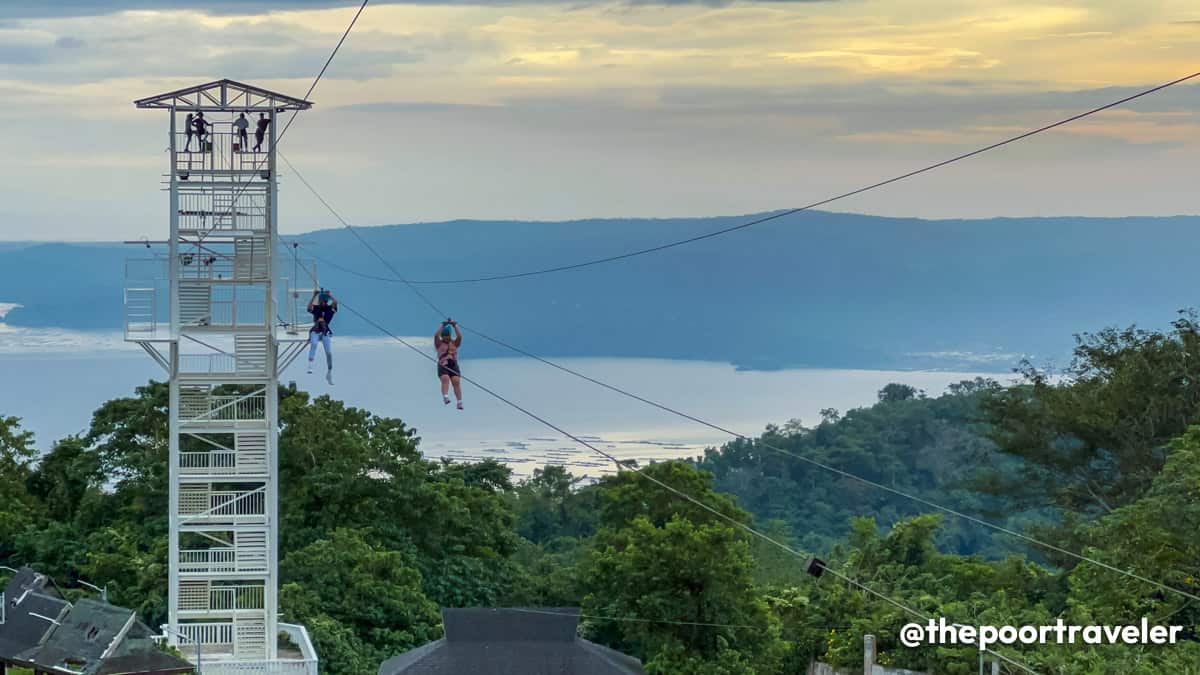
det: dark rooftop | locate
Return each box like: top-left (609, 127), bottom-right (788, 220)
top-left (22, 599), bottom-right (138, 674)
top-left (0, 569), bottom-right (69, 663)
top-left (379, 608), bottom-right (643, 675)
top-left (1, 568), bottom-right (193, 675)
top-left (95, 651), bottom-right (201, 675)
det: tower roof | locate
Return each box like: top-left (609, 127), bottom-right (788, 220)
top-left (134, 79), bottom-right (313, 112)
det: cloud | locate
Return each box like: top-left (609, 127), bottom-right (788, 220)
top-left (0, 44), bottom-right (47, 65)
top-left (3, 0), bottom-right (839, 17)
top-left (2, 0), bottom-right (1199, 239)
top-left (652, 79), bottom-right (1200, 135)
top-left (0, 15), bottom-right (430, 83)
top-left (54, 36), bottom-right (87, 48)
top-left (334, 101), bottom-right (502, 112)
top-left (207, 45), bottom-right (423, 80)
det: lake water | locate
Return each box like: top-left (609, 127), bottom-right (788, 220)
top-left (2, 325), bottom-right (997, 478)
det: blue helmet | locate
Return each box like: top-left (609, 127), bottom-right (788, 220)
top-left (441, 325), bottom-right (453, 336)
top-left (318, 291), bottom-right (331, 303)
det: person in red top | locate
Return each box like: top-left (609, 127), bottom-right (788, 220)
top-left (436, 319), bottom-right (463, 410)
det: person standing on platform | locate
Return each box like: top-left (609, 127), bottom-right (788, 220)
top-left (253, 112), bottom-right (271, 152)
top-left (193, 112), bottom-right (211, 150)
top-left (233, 112), bottom-right (249, 151)
top-left (183, 112), bottom-right (196, 151)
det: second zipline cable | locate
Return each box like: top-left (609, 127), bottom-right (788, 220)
top-left (279, 160), bottom-right (1200, 606)
top-left (280, 242), bottom-right (1039, 674)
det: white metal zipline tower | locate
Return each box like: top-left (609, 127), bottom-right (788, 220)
top-left (129, 80), bottom-right (318, 674)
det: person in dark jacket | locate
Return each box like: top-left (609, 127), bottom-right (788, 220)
top-left (307, 288), bottom-right (338, 384)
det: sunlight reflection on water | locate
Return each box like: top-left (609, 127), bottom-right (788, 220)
top-left (5, 330), bottom-right (1001, 479)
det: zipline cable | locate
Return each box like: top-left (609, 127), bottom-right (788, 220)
top-left (510, 608), bottom-right (857, 635)
top-left (279, 152), bottom-right (1200, 606)
top-left (509, 608), bottom-right (764, 630)
top-left (309, 69), bottom-right (1200, 285)
top-left (450, 329), bottom-right (1200, 606)
top-left (277, 0), bottom-right (370, 145)
top-left (265, 25), bottom-right (1190, 664)
top-left (280, 244), bottom-right (1038, 674)
top-left (197, 0), bottom-right (369, 240)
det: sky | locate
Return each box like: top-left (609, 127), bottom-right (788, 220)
top-left (0, 0), bottom-right (1198, 240)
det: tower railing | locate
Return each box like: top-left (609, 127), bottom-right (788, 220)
top-left (126, 257), bottom-right (308, 339)
top-left (175, 130), bottom-right (273, 175)
top-left (179, 486), bottom-right (267, 523)
top-left (180, 548), bottom-right (237, 574)
top-left (177, 184), bottom-right (269, 234)
top-left (178, 582), bottom-right (265, 613)
top-left (125, 258), bottom-right (167, 339)
top-left (179, 389), bottom-right (267, 425)
top-left (179, 446), bottom-right (267, 476)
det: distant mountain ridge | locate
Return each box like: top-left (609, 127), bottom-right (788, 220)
top-left (3, 210), bottom-right (1199, 371)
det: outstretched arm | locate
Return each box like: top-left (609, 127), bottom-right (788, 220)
top-left (452, 322), bottom-right (462, 347)
top-left (306, 290), bottom-right (317, 312)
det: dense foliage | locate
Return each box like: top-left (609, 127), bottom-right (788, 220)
top-left (3, 315), bottom-right (1200, 673)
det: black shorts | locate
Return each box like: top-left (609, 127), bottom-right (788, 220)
top-left (438, 359), bottom-right (461, 379)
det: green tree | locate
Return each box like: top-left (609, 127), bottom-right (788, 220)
top-left (644, 640), bottom-right (760, 674)
top-left (799, 515), bottom-right (1062, 674)
top-left (510, 465), bottom-right (600, 544)
top-left (597, 461), bottom-right (748, 531)
top-left (86, 380), bottom-right (169, 485)
top-left (1064, 425), bottom-right (1200, 633)
top-left (698, 381), bottom-right (1015, 557)
top-left (878, 383), bottom-right (919, 403)
top-left (580, 462), bottom-right (780, 669)
top-left (278, 391), bottom-right (522, 608)
top-left (982, 313), bottom-right (1200, 519)
top-left (26, 436), bottom-right (103, 523)
top-left (78, 527), bottom-right (170, 625)
top-left (280, 528), bottom-right (442, 674)
top-left (0, 415), bottom-right (41, 558)
top-left (582, 515), bottom-right (777, 668)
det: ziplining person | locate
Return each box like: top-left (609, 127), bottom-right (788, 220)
top-left (436, 319), bottom-right (464, 410)
top-left (307, 288), bottom-right (337, 384)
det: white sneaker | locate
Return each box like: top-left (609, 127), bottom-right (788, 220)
top-left (307, 363), bottom-right (313, 374)
top-left (443, 395), bottom-right (451, 405)
top-left (326, 370), bottom-right (334, 385)
top-left (456, 401), bottom-right (464, 411)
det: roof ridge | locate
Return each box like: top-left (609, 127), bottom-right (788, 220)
top-left (134, 79), bottom-right (313, 111)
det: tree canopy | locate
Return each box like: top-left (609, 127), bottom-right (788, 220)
top-left (4, 313), bottom-right (1200, 672)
